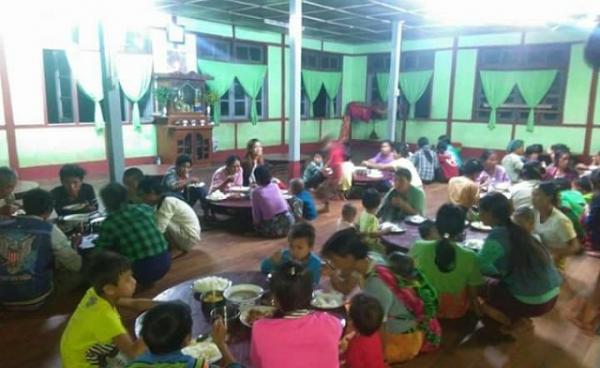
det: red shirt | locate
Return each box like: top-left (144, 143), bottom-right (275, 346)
top-left (328, 141), bottom-right (345, 180)
top-left (345, 332), bottom-right (386, 368)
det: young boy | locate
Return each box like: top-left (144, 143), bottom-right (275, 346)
top-left (0, 166), bottom-right (18, 217)
top-left (260, 222), bottom-right (322, 285)
top-left (418, 219), bottom-right (440, 241)
top-left (289, 178), bottom-right (317, 221)
top-left (303, 152), bottom-right (324, 189)
top-left (60, 251), bottom-right (154, 367)
top-left (123, 168), bottom-right (144, 204)
top-left (337, 202), bottom-right (357, 231)
top-left (341, 294), bottom-right (385, 368)
top-left (129, 302), bottom-right (242, 368)
top-left (358, 189), bottom-right (387, 254)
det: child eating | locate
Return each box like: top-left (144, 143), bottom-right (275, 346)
top-left (261, 222), bottom-right (322, 285)
top-left (303, 152), bottom-right (325, 189)
top-left (418, 219), bottom-right (440, 241)
top-left (341, 294), bottom-right (386, 368)
top-left (289, 179), bottom-right (317, 221)
top-left (337, 202), bottom-right (357, 231)
top-left (129, 301), bottom-right (242, 367)
top-left (60, 251), bottom-right (154, 367)
top-left (358, 189), bottom-right (387, 254)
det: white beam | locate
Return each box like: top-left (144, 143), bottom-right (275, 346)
top-left (387, 21), bottom-right (403, 141)
top-left (288, 0), bottom-right (302, 176)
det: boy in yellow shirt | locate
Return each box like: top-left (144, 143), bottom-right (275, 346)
top-left (358, 189), bottom-right (388, 254)
top-left (60, 251), bottom-right (154, 367)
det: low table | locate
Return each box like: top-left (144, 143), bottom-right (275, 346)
top-left (14, 180), bottom-right (39, 199)
top-left (381, 222), bottom-right (489, 252)
top-left (263, 153), bottom-right (311, 165)
top-left (352, 173), bottom-right (388, 185)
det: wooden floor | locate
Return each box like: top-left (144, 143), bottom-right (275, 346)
top-left (1, 183), bottom-right (600, 368)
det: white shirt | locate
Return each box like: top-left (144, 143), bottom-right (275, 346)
top-left (156, 196), bottom-right (201, 240)
top-left (534, 207), bottom-right (577, 250)
top-left (501, 153), bottom-right (524, 183)
top-left (336, 219), bottom-right (355, 231)
top-left (391, 158), bottom-right (423, 188)
top-left (510, 180), bottom-right (539, 210)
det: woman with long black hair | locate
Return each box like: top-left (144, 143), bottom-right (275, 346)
top-left (477, 192), bottom-right (562, 330)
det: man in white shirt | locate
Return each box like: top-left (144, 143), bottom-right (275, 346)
top-left (510, 161), bottom-right (544, 209)
top-left (138, 177), bottom-right (201, 252)
top-left (362, 143), bottom-right (423, 188)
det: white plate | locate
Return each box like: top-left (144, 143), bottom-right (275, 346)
top-left (461, 238), bottom-right (484, 251)
top-left (224, 284), bottom-right (264, 304)
top-left (239, 305), bottom-right (276, 327)
top-left (470, 221), bottom-right (492, 232)
top-left (380, 222), bottom-right (405, 234)
top-left (311, 290), bottom-right (344, 309)
top-left (192, 276), bottom-right (232, 294)
top-left (181, 341), bottom-right (222, 363)
top-left (207, 191), bottom-right (228, 201)
top-left (62, 203), bottom-right (87, 211)
top-left (353, 166), bottom-right (367, 172)
top-left (405, 215), bottom-right (427, 225)
top-left (62, 213), bottom-right (91, 222)
top-left (229, 186), bottom-right (250, 193)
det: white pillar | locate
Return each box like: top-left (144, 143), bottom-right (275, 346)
top-left (288, 0), bottom-right (302, 177)
top-left (387, 21), bottom-right (403, 141)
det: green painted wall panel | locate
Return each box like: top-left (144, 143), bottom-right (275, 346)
top-left (403, 37), bottom-right (453, 51)
top-left (351, 121), bottom-right (375, 140)
top-left (564, 44), bottom-right (592, 125)
top-left (235, 27), bottom-right (280, 44)
top-left (452, 49), bottom-right (478, 120)
top-left (268, 46), bottom-right (282, 119)
top-left (591, 128), bottom-right (600, 155)
top-left (213, 124), bottom-right (236, 151)
top-left (452, 123), bottom-right (511, 150)
top-left (342, 56), bottom-right (367, 108)
top-left (322, 119), bottom-right (342, 139)
top-left (405, 120), bottom-right (447, 145)
top-left (323, 41), bottom-right (353, 54)
top-left (284, 49), bottom-right (290, 117)
top-left (353, 42), bottom-right (389, 54)
top-left (515, 125), bottom-right (586, 153)
top-left (238, 121), bottom-right (281, 147)
top-left (431, 50), bottom-right (452, 120)
top-left (458, 33), bottom-right (521, 47)
top-left (0, 131), bottom-right (8, 166)
top-left (525, 30), bottom-right (588, 44)
top-left (123, 125), bottom-right (157, 158)
top-left (179, 18), bottom-right (233, 37)
top-left (300, 120), bottom-right (320, 143)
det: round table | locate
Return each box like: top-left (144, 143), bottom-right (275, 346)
top-left (135, 271), bottom-right (345, 367)
top-left (381, 222), bottom-right (490, 252)
top-left (14, 180), bottom-right (39, 199)
top-left (263, 153), bottom-right (311, 165)
top-left (352, 173), bottom-right (388, 185)
top-left (125, 164), bottom-right (172, 178)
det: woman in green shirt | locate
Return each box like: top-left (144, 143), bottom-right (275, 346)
top-left (477, 193), bottom-right (562, 330)
top-left (377, 168), bottom-right (426, 223)
top-left (409, 204), bottom-right (483, 319)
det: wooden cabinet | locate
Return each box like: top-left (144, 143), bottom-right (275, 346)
top-left (156, 114), bottom-right (213, 167)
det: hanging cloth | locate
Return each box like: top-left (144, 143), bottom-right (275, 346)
top-left (479, 71), bottom-right (518, 130)
top-left (234, 63), bottom-right (267, 125)
top-left (376, 71), bottom-right (433, 118)
top-left (115, 53), bottom-right (153, 131)
top-left (198, 59), bottom-right (237, 125)
top-left (302, 70), bottom-right (342, 116)
top-left (66, 49), bottom-right (105, 131)
top-left (514, 70), bottom-right (557, 132)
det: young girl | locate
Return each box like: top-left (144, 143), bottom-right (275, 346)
top-left (241, 139), bottom-right (264, 186)
top-left (358, 189), bottom-right (387, 254)
top-left (436, 141), bottom-right (459, 182)
top-left (477, 193), bottom-right (562, 332)
top-left (251, 262), bottom-right (342, 368)
top-left (411, 137), bottom-right (439, 184)
top-left (501, 140), bottom-right (525, 183)
top-left (409, 204), bottom-right (483, 319)
top-left (545, 150), bottom-right (577, 182)
top-left (477, 150), bottom-right (510, 188)
top-left (342, 294), bottom-right (386, 368)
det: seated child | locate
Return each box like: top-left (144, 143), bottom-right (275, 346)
top-left (261, 222), bottom-right (322, 285)
top-left (303, 152), bottom-right (325, 189)
top-left (337, 202), bottom-right (357, 231)
top-left (574, 176), bottom-right (594, 204)
top-left (123, 168), bottom-right (144, 204)
top-left (289, 179), bottom-right (317, 221)
top-left (0, 166), bottom-right (18, 217)
top-left (341, 294), bottom-right (386, 368)
top-left (60, 251), bottom-right (153, 367)
top-left (129, 301), bottom-right (242, 368)
top-left (358, 189), bottom-right (387, 254)
top-left (418, 219), bottom-right (440, 241)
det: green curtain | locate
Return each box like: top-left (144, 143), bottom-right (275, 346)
top-left (66, 49), bottom-right (105, 132)
top-left (116, 53), bottom-right (153, 131)
top-left (376, 73), bottom-right (389, 102)
top-left (302, 70), bottom-right (342, 116)
top-left (198, 59), bottom-right (236, 125)
top-left (399, 70), bottom-right (433, 119)
top-left (479, 71), bottom-right (518, 130)
top-left (234, 63), bottom-right (267, 125)
top-left (301, 70), bottom-right (324, 116)
top-left (320, 72), bottom-right (342, 114)
top-left (514, 70), bottom-right (557, 132)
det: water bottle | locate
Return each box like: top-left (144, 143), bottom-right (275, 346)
top-left (155, 156), bottom-right (162, 165)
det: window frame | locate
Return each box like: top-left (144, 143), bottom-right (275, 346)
top-left (300, 49), bottom-right (343, 119)
top-left (219, 77), bottom-right (267, 122)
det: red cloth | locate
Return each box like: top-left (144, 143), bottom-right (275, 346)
top-left (347, 103), bottom-right (373, 122)
top-left (328, 141), bottom-right (345, 181)
top-left (345, 333), bottom-right (387, 368)
top-left (437, 153), bottom-right (459, 181)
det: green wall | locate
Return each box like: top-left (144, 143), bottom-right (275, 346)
top-left (452, 49), bottom-right (478, 120)
top-left (0, 131), bottom-right (9, 166)
top-left (431, 50), bottom-right (452, 120)
top-left (564, 44), bottom-right (592, 125)
top-left (515, 125), bottom-right (586, 153)
top-left (342, 56), bottom-right (367, 107)
top-left (453, 122), bottom-right (512, 150)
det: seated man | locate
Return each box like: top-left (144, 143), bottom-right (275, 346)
top-left (51, 164), bottom-right (98, 216)
top-left (0, 167), bottom-right (18, 217)
top-left (138, 177), bottom-right (201, 252)
top-left (122, 167), bottom-right (144, 204)
top-left (162, 154), bottom-right (208, 212)
top-left (95, 183), bottom-right (170, 285)
top-left (0, 189), bottom-right (81, 310)
top-left (377, 168), bottom-right (426, 223)
top-left (364, 143), bottom-right (423, 189)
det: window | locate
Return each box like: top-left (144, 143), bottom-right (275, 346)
top-left (301, 50), bottom-right (342, 118)
top-left (474, 45), bottom-right (569, 125)
top-left (219, 78), bottom-right (266, 120)
top-left (301, 50), bottom-right (342, 72)
top-left (197, 36), bottom-right (265, 64)
top-left (366, 51), bottom-right (434, 119)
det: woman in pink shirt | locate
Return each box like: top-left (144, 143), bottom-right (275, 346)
top-left (251, 262), bottom-right (343, 368)
top-left (209, 155), bottom-right (243, 194)
top-left (251, 165), bottom-right (294, 238)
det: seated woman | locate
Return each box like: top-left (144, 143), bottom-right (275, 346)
top-left (409, 204), bottom-right (483, 319)
top-left (95, 183), bottom-right (170, 285)
top-left (242, 139), bottom-right (264, 187)
top-left (477, 150), bottom-right (510, 188)
top-left (377, 168), bottom-right (426, 223)
top-left (251, 261), bottom-right (342, 368)
top-left (322, 229), bottom-right (440, 364)
top-left (209, 155), bottom-right (243, 194)
top-left (525, 144), bottom-right (544, 163)
top-left (477, 193), bottom-right (562, 332)
top-left (448, 159), bottom-right (484, 213)
top-left (51, 164), bottom-right (98, 216)
top-left (532, 182), bottom-right (581, 271)
top-left (501, 140), bottom-right (525, 183)
top-left (438, 135), bottom-right (462, 167)
top-left (138, 177), bottom-right (201, 253)
top-left (436, 141), bottom-right (459, 182)
top-left (411, 137), bottom-right (439, 184)
top-left (545, 149), bottom-right (577, 182)
top-left (251, 166), bottom-right (294, 238)
top-left (510, 161), bottom-right (544, 209)
top-left (362, 140), bottom-right (396, 191)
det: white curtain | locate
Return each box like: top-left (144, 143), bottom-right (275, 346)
top-left (66, 49), bottom-right (105, 131)
top-left (116, 53), bottom-right (153, 130)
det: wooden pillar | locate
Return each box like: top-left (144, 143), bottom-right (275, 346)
top-left (584, 67), bottom-right (598, 159)
top-left (287, 0), bottom-right (302, 177)
top-left (387, 21), bottom-right (403, 141)
top-left (446, 37), bottom-right (458, 138)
